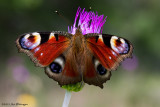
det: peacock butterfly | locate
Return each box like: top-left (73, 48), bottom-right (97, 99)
top-left (16, 7), bottom-right (133, 88)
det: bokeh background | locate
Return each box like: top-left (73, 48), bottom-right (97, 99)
top-left (0, 0), bottom-right (160, 107)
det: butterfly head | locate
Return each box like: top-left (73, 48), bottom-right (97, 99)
top-left (75, 26), bottom-right (82, 35)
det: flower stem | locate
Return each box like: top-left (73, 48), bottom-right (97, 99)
top-left (62, 90), bottom-right (72, 107)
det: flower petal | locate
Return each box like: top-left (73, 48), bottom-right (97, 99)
top-left (68, 7), bottom-right (107, 35)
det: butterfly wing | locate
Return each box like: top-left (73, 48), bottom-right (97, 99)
top-left (84, 34), bottom-right (133, 88)
top-left (16, 32), bottom-right (81, 86)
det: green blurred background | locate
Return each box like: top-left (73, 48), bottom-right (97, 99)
top-left (0, 0), bottom-right (160, 107)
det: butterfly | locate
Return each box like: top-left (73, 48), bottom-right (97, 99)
top-left (16, 28), bottom-right (133, 88)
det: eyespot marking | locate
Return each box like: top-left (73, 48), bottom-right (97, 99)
top-left (94, 59), bottom-right (107, 76)
top-left (97, 64), bottom-right (107, 75)
top-left (54, 57), bottom-right (65, 69)
top-left (19, 32), bottom-right (41, 50)
top-left (49, 62), bottom-right (62, 74)
top-left (46, 57), bottom-right (65, 75)
top-left (110, 36), bottom-right (129, 54)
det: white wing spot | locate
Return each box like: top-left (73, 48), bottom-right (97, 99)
top-left (27, 43), bottom-right (30, 46)
top-left (49, 32), bottom-right (55, 40)
top-left (99, 34), bottom-right (103, 41)
top-left (40, 53), bottom-right (43, 56)
top-left (34, 47), bottom-right (40, 53)
top-left (112, 51), bottom-right (117, 56)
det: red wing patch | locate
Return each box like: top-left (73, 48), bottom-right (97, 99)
top-left (16, 32), bottom-right (71, 67)
top-left (86, 34), bottom-right (133, 71)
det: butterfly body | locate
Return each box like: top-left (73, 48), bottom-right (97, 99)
top-left (16, 27), bottom-right (133, 88)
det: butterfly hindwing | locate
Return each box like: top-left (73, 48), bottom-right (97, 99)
top-left (45, 53), bottom-right (82, 86)
top-left (84, 33), bottom-right (133, 88)
top-left (83, 52), bottom-right (112, 88)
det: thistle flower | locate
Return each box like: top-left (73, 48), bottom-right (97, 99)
top-left (68, 7), bottom-right (107, 35)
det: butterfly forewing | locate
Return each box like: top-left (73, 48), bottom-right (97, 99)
top-left (84, 33), bottom-right (133, 88)
top-left (16, 32), bottom-right (71, 66)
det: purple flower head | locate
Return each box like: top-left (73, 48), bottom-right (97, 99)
top-left (68, 7), bottom-right (107, 35)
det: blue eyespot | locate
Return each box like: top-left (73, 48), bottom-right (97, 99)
top-left (97, 64), bottom-right (107, 75)
top-left (19, 37), bottom-right (29, 49)
top-left (49, 62), bottom-right (62, 73)
top-left (110, 36), bottom-right (130, 54)
top-left (18, 33), bottom-right (41, 50)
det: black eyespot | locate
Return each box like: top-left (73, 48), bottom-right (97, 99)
top-left (49, 62), bottom-right (62, 73)
top-left (97, 64), bottom-right (107, 75)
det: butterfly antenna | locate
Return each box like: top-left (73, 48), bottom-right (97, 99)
top-left (81, 74), bottom-right (84, 88)
top-left (54, 10), bottom-right (72, 26)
